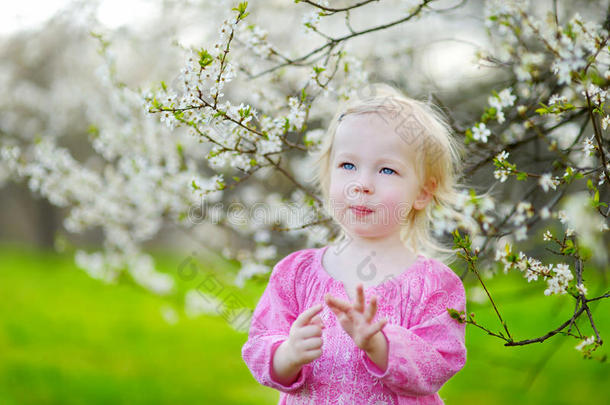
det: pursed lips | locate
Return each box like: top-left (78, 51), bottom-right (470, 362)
top-left (350, 205), bottom-right (374, 213)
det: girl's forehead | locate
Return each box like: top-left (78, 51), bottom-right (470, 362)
top-left (334, 113), bottom-right (415, 155)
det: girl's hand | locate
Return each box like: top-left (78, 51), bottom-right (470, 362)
top-left (283, 303), bottom-right (326, 368)
top-left (324, 284), bottom-right (388, 352)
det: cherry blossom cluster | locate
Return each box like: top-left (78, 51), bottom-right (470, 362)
top-left (494, 242), bottom-right (586, 297)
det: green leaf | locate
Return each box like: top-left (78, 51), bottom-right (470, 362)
top-left (561, 239), bottom-right (576, 255)
top-left (447, 308), bottom-right (466, 323)
top-left (88, 124), bottom-right (99, 137)
top-left (151, 97), bottom-right (161, 110)
top-left (198, 49), bottom-right (214, 68)
top-left (481, 106), bottom-right (496, 122)
top-left (232, 2), bottom-right (249, 20)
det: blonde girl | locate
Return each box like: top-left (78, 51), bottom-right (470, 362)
top-left (242, 83), bottom-right (472, 404)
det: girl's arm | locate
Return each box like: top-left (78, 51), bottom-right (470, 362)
top-left (271, 339), bottom-right (303, 385)
top-left (358, 262), bottom-right (467, 397)
top-left (241, 250), bottom-right (314, 393)
top-left (361, 329), bottom-right (389, 371)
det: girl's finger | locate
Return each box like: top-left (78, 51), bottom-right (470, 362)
top-left (327, 305), bottom-right (340, 317)
top-left (354, 284), bottom-right (364, 312)
top-left (325, 293), bottom-right (351, 312)
top-left (364, 295), bottom-right (377, 323)
top-left (295, 304), bottom-right (323, 328)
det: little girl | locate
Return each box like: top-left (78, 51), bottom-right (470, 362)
top-left (242, 83), bottom-right (468, 404)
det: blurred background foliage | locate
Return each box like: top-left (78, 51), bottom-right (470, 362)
top-left (0, 244), bottom-right (608, 404)
top-left (1, 0), bottom-right (608, 403)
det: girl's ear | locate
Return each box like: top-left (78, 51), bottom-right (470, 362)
top-left (413, 177), bottom-right (437, 210)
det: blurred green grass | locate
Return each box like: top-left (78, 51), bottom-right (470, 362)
top-left (0, 243), bottom-right (607, 404)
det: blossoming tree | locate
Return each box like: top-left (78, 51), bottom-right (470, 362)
top-left (1, 0), bottom-right (608, 360)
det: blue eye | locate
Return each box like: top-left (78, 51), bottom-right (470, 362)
top-left (381, 167), bottom-right (396, 175)
top-left (340, 162), bottom-right (355, 170)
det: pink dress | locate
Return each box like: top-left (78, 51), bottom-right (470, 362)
top-left (241, 246), bottom-right (467, 404)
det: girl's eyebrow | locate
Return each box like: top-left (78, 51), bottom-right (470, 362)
top-left (335, 153), bottom-right (407, 168)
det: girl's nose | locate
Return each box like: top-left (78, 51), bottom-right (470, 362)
top-left (349, 179), bottom-right (374, 195)
top-left (356, 182), bottom-right (373, 194)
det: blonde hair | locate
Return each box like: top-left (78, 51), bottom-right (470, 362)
top-left (310, 83), bottom-right (483, 265)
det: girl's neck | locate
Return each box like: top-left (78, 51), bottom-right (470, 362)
top-left (332, 233), bottom-right (416, 262)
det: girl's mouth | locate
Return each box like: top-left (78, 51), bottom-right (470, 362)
top-left (350, 206), bottom-right (374, 216)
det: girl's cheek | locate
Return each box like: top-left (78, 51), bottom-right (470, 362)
top-left (379, 184), bottom-right (404, 200)
top-left (329, 175), bottom-right (350, 198)
top-left (378, 190), bottom-right (410, 211)
top-left (328, 183), bottom-right (345, 204)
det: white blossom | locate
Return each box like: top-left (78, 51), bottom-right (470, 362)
top-left (304, 128), bottom-right (325, 145)
top-left (253, 229), bottom-right (271, 243)
top-left (543, 229), bottom-right (553, 241)
top-left (583, 135), bottom-right (596, 156)
top-left (237, 23), bottom-right (273, 57)
top-left (515, 225), bottom-right (528, 240)
top-left (472, 123), bottom-right (491, 143)
top-left (495, 150), bottom-right (509, 162)
top-left (575, 335), bottom-right (595, 351)
top-left (544, 263), bottom-right (573, 296)
top-left (582, 83), bottom-right (607, 105)
top-left (254, 245), bottom-right (277, 262)
top-left (184, 289), bottom-right (223, 318)
top-left (494, 168), bottom-right (510, 182)
top-left (548, 94), bottom-right (568, 105)
top-left (598, 163), bottom-right (610, 185)
top-left (302, 11), bottom-right (321, 32)
top-left (233, 261), bottom-right (271, 288)
top-left (538, 172), bottom-right (560, 192)
top-left (498, 88), bottom-right (517, 107)
top-left (287, 97), bottom-right (306, 131)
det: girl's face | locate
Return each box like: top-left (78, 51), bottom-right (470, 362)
top-left (327, 112), bottom-right (433, 241)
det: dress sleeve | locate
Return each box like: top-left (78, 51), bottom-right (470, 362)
top-left (358, 261), bottom-right (467, 397)
top-left (241, 250), bottom-right (313, 393)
